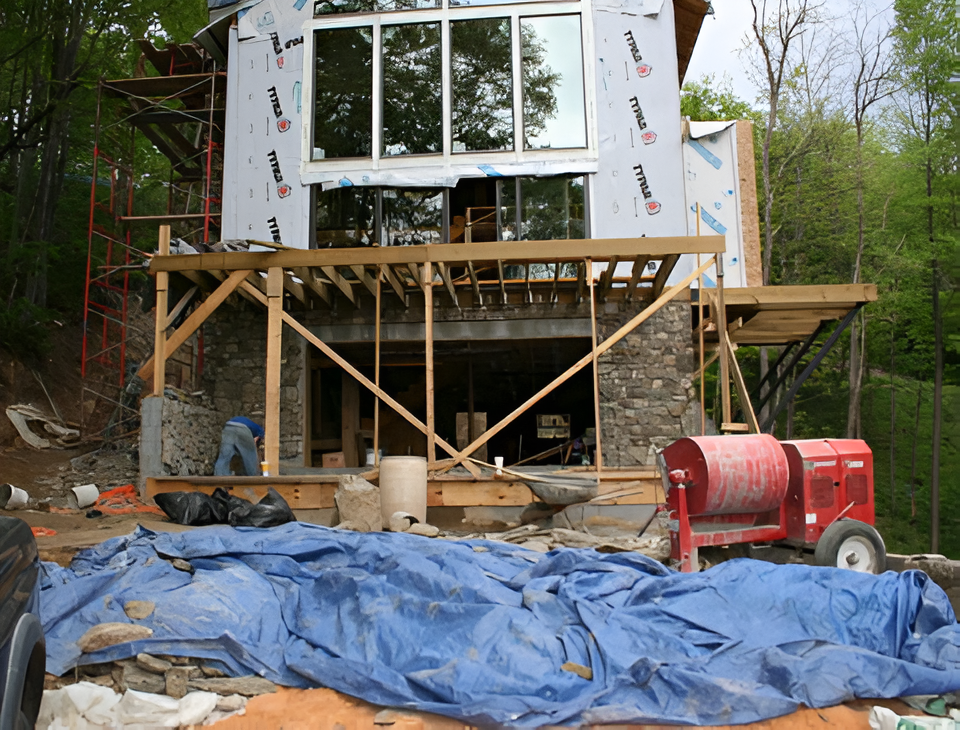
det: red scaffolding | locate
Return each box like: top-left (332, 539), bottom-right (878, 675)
top-left (81, 42), bottom-right (225, 438)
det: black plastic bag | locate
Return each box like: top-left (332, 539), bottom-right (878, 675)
top-left (154, 488), bottom-right (295, 528)
top-left (154, 492), bottom-right (227, 526)
top-left (227, 487), bottom-right (296, 528)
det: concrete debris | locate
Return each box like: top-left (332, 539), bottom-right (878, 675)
top-left (215, 694), bottom-right (247, 712)
top-left (114, 663), bottom-right (166, 694)
top-left (123, 600), bottom-right (155, 620)
top-left (170, 558), bottom-right (195, 574)
top-left (406, 522), bottom-right (440, 538)
top-left (201, 665), bottom-right (228, 678)
top-left (187, 676), bottom-right (278, 697)
top-left (335, 475), bottom-right (382, 532)
top-left (519, 540), bottom-right (551, 553)
top-left (77, 623), bottom-right (154, 653)
top-left (389, 511), bottom-right (418, 533)
top-left (165, 666), bottom-right (196, 699)
top-left (135, 653), bottom-right (171, 675)
top-left (334, 519), bottom-right (368, 533)
top-left (5, 403), bottom-right (79, 449)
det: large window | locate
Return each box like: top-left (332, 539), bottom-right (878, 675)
top-left (315, 175), bottom-right (585, 248)
top-left (306, 3), bottom-right (592, 167)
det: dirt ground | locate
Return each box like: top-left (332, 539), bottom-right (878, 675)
top-left (202, 688), bottom-right (922, 729)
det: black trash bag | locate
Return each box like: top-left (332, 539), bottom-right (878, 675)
top-left (227, 487), bottom-right (296, 528)
top-left (154, 492), bottom-right (228, 526)
top-left (211, 487), bottom-right (252, 515)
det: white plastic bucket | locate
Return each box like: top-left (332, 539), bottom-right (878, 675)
top-left (0, 483), bottom-right (29, 509)
top-left (379, 456), bottom-right (427, 528)
top-left (68, 484), bottom-right (99, 510)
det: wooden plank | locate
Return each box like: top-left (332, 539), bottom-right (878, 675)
top-left (350, 265), bottom-right (378, 297)
top-left (424, 263), bottom-right (436, 464)
top-left (321, 266), bottom-right (356, 305)
top-left (150, 236), bottom-right (727, 273)
top-left (498, 260), bottom-right (507, 304)
top-left (436, 262), bottom-right (458, 306)
top-left (265, 267), bottom-right (283, 472)
top-left (147, 478), bottom-right (336, 509)
top-left (721, 284), bottom-right (878, 306)
top-left (152, 226), bottom-right (171, 395)
top-left (736, 120), bottom-right (764, 287)
top-left (292, 266), bottom-right (332, 307)
top-left (238, 280), bottom-right (481, 478)
top-left (374, 270), bottom-right (381, 466)
top-left (139, 269), bottom-right (252, 382)
top-left (440, 482), bottom-right (536, 507)
top-left (467, 261), bottom-right (482, 307)
top-left (341, 371), bottom-right (360, 467)
top-left (407, 263), bottom-right (425, 293)
top-left (283, 272), bottom-right (307, 306)
top-left (721, 422), bottom-right (751, 433)
top-left (599, 256), bottom-right (619, 300)
top-left (652, 253), bottom-right (680, 298)
top-left (727, 339), bottom-right (760, 433)
top-left (575, 262), bottom-right (586, 304)
top-left (439, 256), bottom-right (717, 471)
top-left (626, 255), bottom-right (652, 301)
top-left (380, 264), bottom-right (406, 302)
top-left (588, 260), bottom-right (602, 472)
top-left (164, 285), bottom-right (198, 328)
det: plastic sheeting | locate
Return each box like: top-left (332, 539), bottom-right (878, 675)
top-left (40, 524), bottom-right (960, 726)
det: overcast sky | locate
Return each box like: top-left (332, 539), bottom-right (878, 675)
top-left (685, 0), bottom-right (897, 107)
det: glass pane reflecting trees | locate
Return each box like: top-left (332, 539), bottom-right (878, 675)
top-left (313, 27), bottom-right (374, 159)
top-left (451, 18), bottom-right (513, 152)
top-left (315, 187), bottom-right (378, 247)
top-left (383, 23), bottom-right (442, 156)
top-left (382, 188), bottom-right (444, 245)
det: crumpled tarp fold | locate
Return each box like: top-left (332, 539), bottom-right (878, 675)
top-left (40, 524), bottom-right (960, 726)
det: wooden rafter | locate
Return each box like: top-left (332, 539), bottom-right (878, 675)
top-left (626, 255), bottom-right (652, 301)
top-left (381, 264), bottom-right (406, 302)
top-left (436, 262), bottom-right (458, 306)
top-left (599, 256), bottom-right (619, 300)
top-left (467, 262), bottom-right (482, 307)
top-left (321, 266), bottom-right (356, 306)
top-left (575, 262), bottom-right (586, 304)
top-left (497, 260), bottom-right (507, 304)
top-left (350, 265), bottom-right (378, 297)
top-left (652, 254), bottom-right (680, 298)
top-left (292, 266), bottom-right (332, 307)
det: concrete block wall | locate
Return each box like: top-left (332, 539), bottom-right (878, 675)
top-left (200, 306), bottom-right (305, 462)
top-left (597, 295), bottom-right (699, 467)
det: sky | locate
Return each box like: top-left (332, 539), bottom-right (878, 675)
top-left (684, 0), bottom-right (898, 107)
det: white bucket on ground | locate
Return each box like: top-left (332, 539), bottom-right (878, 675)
top-left (379, 456), bottom-right (427, 528)
top-left (0, 483), bottom-right (28, 509)
top-left (68, 484), bottom-right (99, 510)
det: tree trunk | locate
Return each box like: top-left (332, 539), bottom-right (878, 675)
top-left (909, 380), bottom-right (923, 522)
top-left (889, 314), bottom-right (896, 514)
top-left (931, 255), bottom-right (942, 553)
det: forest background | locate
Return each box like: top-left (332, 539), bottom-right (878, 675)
top-left (0, 0), bottom-right (957, 554)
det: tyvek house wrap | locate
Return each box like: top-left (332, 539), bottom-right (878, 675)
top-left (219, 0), bottom-right (687, 249)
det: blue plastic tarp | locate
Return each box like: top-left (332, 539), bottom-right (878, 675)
top-left (40, 524), bottom-right (960, 726)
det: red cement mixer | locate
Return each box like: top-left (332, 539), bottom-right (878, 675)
top-left (658, 434), bottom-right (885, 574)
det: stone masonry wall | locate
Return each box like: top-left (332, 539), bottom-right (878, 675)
top-left (200, 306), bottom-right (305, 462)
top-left (598, 295), bottom-right (700, 467)
top-left (160, 398), bottom-right (223, 476)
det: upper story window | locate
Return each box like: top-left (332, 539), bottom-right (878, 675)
top-left (303, 0), bottom-right (594, 170)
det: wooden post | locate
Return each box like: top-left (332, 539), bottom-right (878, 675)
top-left (265, 267), bottom-right (283, 473)
top-left (374, 266), bottom-right (381, 466)
top-left (587, 259), bottom-right (603, 472)
top-left (342, 373), bottom-right (359, 466)
top-left (696, 204), bottom-right (706, 436)
top-left (727, 341), bottom-right (760, 433)
top-left (716, 255), bottom-right (732, 427)
top-left (424, 262), bottom-right (436, 464)
top-left (153, 226), bottom-right (171, 396)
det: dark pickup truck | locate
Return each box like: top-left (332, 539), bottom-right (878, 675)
top-left (0, 517), bottom-right (45, 730)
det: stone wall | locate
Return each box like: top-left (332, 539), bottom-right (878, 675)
top-left (200, 306), bottom-right (305, 462)
top-left (597, 295), bottom-right (699, 467)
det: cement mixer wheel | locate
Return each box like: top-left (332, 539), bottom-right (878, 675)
top-left (815, 519), bottom-right (886, 574)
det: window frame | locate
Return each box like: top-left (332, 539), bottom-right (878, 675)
top-left (301, 0), bottom-right (597, 178)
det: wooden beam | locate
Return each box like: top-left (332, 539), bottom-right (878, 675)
top-left (374, 268), bottom-right (381, 466)
top-left (436, 262), bottom-right (458, 306)
top-left (407, 263), bottom-right (425, 293)
top-left (282, 272), bottom-right (307, 306)
top-left (424, 263), bottom-right (436, 464)
top-left (439, 256), bottom-right (717, 471)
top-left (716, 257), bottom-right (732, 425)
top-left (164, 285), bottom-right (198, 329)
top-left (551, 261), bottom-right (560, 304)
top-left (239, 280), bottom-right (480, 477)
top-left (150, 236), bottom-right (727, 273)
top-left (467, 261), bottom-right (483, 307)
top-left (652, 254), bottom-right (680, 298)
top-left (139, 268), bottom-right (252, 381)
top-left (727, 339), bottom-right (760, 433)
top-left (265, 267), bottom-right (283, 472)
top-left (498, 260), bottom-right (507, 304)
top-left (292, 266), bottom-right (332, 307)
top-left (152, 226), bottom-right (171, 395)
top-left (588, 260), bottom-right (602, 472)
top-left (350, 265), bottom-right (378, 297)
top-left (721, 283), bottom-right (879, 306)
top-left (736, 119), bottom-right (763, 288)
top-left (626, 255), bottom-right (651, 301)
top-left (321, 266), bottom-right (356, 306)
top-left (380, 264), bottom-right (406, 303)
top-left (575, 262), bottom-right (586, 304)
top-left (599, 256), bottom-right (619, 300)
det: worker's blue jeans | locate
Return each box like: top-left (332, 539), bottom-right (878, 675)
top-left (214, 423), bottom-right (260, 476)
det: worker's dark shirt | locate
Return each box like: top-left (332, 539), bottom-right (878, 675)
top-left (227, 416), bottom-right (264, 441)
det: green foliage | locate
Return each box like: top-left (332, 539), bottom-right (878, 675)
top-left (680, 74), bottom-right (760, 123)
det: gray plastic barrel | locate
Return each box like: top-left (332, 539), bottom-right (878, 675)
top-left (379, 456), bottom-right (427, 528)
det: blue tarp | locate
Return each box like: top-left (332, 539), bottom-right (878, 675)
top-left (40, 524), bottom-right (960, 726)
